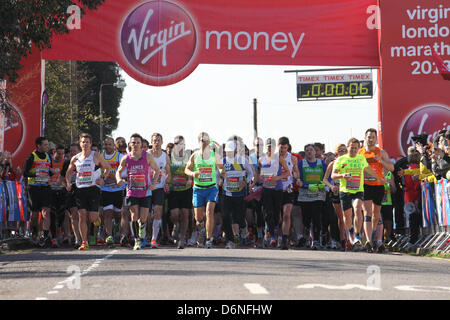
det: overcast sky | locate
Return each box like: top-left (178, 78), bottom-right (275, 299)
top-left (113, 64), bottom-right (379, 153)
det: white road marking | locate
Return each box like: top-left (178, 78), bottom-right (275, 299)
top-left (244, 283), bottom-right (269, 294)
top-left (395, 285), bottom-right (450, 292)
top-left (296, 283), bottom-right (381, 291)
top-left (36, 249), bottom-right (118, 300)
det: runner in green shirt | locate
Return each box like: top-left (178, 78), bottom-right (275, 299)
top-left (331, 138), bottom-right (384, 250)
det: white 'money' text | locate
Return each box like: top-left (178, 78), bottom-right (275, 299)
top-left (205, 30), bottom-right (305, 58)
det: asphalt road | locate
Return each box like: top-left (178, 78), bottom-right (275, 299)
top-left (1, 245), bottom-right (449, 302)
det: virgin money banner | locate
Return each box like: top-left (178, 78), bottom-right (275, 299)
top-left (380, 0), bottom-right (450, 158)
top-left (6, 48), bottom-right (42, 172)
top-left (43, 0), bottom-right (380, 86)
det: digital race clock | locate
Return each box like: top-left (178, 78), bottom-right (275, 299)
top-left (297, 72), bottom-right (373, 101)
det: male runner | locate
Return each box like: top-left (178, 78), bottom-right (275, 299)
top-left (65, 133), bottom-right (111, 250)
top-left (185, 132), bottom-right (224, 248)
top-left (168, 135), bottom-right (192, 249)
top-left (359, 128), bottom-right (394, 252)
top-left (49, 145), bottom-right (68, 247)
top-left (278, 137), bottom-right (299, 250)
top-left (149, 133), bottom-right (171, 248)
top-left (297, 144), bottom-right (327, 250)
top-left (247, 137), bottom-right (264, 248)
top-left (258, 138), bottom-right (290, 248)
top-left (331, 138), bottom-right (384, 251)
top-left (116, 133), bottom-right (160, 250)
top-left (101, 137), bottom-right (126, 247)
top-left (221, 140), bottom-right (254, 249)
top-left (61, 143), bottom-right (82, 248)
top-left (24, 137), bottom-right (53, 247)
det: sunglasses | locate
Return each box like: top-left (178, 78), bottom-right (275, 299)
top-left (338, 149), bottom-right (347, 153)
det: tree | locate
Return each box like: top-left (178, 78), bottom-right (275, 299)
top-left (44, 60), bottom-right (124, 147)
top-left (0, 0), bottom-right (105, 82)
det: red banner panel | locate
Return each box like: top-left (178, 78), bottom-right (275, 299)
top-left (43, 0), bottom-right (380, 86)
top-left (380, 0), bottom-right (450, 158)
top-left (7, 49), bottom-right (42, 171)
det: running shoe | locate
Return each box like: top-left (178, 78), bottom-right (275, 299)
top-left (134, 239), bottom-right (142, 250)
top-left (177, 240), bottom-right (185, 249)
top-left (269, 237), bottom-right (277, 248)
top-left (78, 241), bottom-right (89, 251)
top-left (120, 235), bottom-right (129, 247)
top-left (140, 237), bottom-right (147, 249)
top-left (365, 241), bottom-right (374, 253)
top-left (51, 238), bottom-right (59, 248)
top-left (297, 237), bottom-right (306, 248)
top-left (311, 241), bottom-right (320, 250)
top-left (151, 239), bottom-right (159, 248)
top-left (377, 242), bottom-right (386, 254)
top-left (305, 239), bottom-right (311, 248)
top-left (225, 241), bottom-right (234, 249)
top-left (280, 238), bottom-right (289, 250)
top-left (73, 241), bottom-right (82, 250)
top-left (205, 239), bottom-right (213, 249)
top-left (255, 238), bottom-right (263, 248)
top-left (105, 235), bottom-right (114, 247)
top-left (234, 235), bottom-right (240, 248)
top-left (330, 239), bottom-right (337, 250)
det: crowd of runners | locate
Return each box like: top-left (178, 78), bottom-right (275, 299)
top-left (3, 128), bottom-right (449, 253)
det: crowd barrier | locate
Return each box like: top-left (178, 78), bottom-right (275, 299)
top-left (389, 178), bottom-right (450, 255)
top-left (0, 181), bottom-right (28, 239)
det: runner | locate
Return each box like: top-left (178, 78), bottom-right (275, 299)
top-left (221, 139), bottom-right (254, 249)
top-left (331, 138), bottom-right (385, 251)
top-left (297, 143), bottom-right (328, 250)
top-left (24, 137), bottom-right (53, 247)
top-left (379, 168), bottom-right (396, 253)
top-left (247, 137), bottom-right (264, 248)
top-left (185, 132), bottom-right (224, 248)
top-left (115, 137), bottom-right (128, 155)
top-left (116, 133), bottom-right (160, 250)
top-left (323, 144), bottom-right (348, 250)
top-left (65, 133), bottom-right (111, 251)
top-left (278, 137), bottom-right (299, 250)
top-left (149, 133), bottom-right (171, 248)
top-left (101, 137), bottom-right (126, 248)
top-left (61, 143), bottom-right (82, 248)
top-left (359, 128), bottom-right (394, 252)
top-left (258, 138), bottom-right (290, 248)
top-left (168, 135), bottom-right (192, 249)
top-left (289, 145), bottom-right (305, 248)
top-left (49, 145), bottom-right (68, 247)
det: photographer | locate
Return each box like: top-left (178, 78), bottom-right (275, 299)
top-left (0, 151), bottom-right (21, 181)
top-left (430, 130), bottom-right (450, 180)
top-left (399, 133), bottom-right (436, 183)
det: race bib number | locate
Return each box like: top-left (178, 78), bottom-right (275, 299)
top-left (263, 176), bottom-right (277, 188)
top-left (364, 171), bottom-right (377, 182)
top-left (199, 168), bottom-right (213, 182)
top-left (78, 171), bottom-right (93, 185)
top-left (35, 169), bottom-right (49, 184)
top-left (346, 175), bottom-right (361, 191)
top-left (130, 174), bottom-right (146, 190)
top-left (173, 176), bottom-right (187, 188)
top-left (226, 177), bottom-right (241, 192)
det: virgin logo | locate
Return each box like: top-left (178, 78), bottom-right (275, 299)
top-left (399, 105), bottom-right (450, 155)
top-left (120, 1), bottom-right (198, 81)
